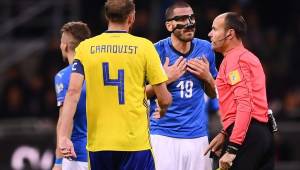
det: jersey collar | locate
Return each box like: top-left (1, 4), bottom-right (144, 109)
top-left (168, 38), bottom-right (194, 57)
top-left (105, 30), bottom-right (128, 33)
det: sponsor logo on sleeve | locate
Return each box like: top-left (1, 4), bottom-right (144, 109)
top-left (55, 83), bottom-right (64, 94)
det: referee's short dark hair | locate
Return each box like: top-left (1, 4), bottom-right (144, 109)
top-left (224, 12), bottom-right (247, 40)
top-left (105, 0), bottom-right (135, 23)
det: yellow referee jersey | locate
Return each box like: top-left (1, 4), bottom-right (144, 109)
top-left (74, 31), bottom-right (167, 152)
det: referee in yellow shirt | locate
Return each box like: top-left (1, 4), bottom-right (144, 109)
top-left (57, 0), bottom-right (172, 169)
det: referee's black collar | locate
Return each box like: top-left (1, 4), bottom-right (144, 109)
top-left (105, 30), bottom-right (127, 33)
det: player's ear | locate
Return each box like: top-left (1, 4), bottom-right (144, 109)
top-left (227, 29), bottom-right (234, 40)
top-left (63, 43), bottom-right (68, 53)
top-left (165, 21), bottom-right (174, 32)
top-left (128, 11), bottom-right (135, 26)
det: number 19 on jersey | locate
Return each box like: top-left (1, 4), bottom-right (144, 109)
top-left (176, 80), bottom-right (193, 98)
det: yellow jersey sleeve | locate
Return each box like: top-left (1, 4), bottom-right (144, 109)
top-left (144, 40), bottom-right (168, 85)
top-left (74, 42), bottom-right (85, 63)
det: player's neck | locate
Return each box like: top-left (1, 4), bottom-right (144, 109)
top-left (67, 53), bottom-right (75, 64)
top-left (107, 23), bottom-right (129, 32)
top-left (171, 35), bottom-right (191, 54)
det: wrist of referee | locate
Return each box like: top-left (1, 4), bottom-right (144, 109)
top-left (226, 142), bottom-right (241, 155)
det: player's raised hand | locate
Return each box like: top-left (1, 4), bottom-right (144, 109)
top-left (163, 56), bottom-right (187, 84)
top-left (187, 56), bottom-right (211, 81)
top-left (59, 136), bottom-right (77, 160)
top-left (204, 132), bottom-right (225, 156)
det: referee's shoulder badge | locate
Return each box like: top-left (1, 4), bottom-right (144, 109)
top-left (228, 69), bottom-right (241, 85)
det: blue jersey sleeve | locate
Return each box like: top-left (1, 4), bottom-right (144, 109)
top-left (54, 72), bottom-right (68, 107)
top-left (154, 41), bottom-right (166, 65)
top-left (72, 59), bottom-right (85, 75)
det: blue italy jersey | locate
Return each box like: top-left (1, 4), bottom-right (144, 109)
top-left (54, 65), bottom-right (87, 162)
top-left (150, 37), bottom-right (218, 138)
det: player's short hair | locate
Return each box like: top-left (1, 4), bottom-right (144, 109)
top-left (224, 12), bottom-right (247, 40)
top-left (104, 0), bottom-right (135, 23)
top-left (165, 1), bottom-right (191, 21)
top-left (61, 21), bottom-right (91, 51)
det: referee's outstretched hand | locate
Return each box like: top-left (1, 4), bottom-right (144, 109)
top-left (204, 132), bottom-right (225, 156)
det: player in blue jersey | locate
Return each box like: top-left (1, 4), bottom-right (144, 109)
top-left (146, 2), bottom-right (217, 170)
top-left (52, 21), bottom-right (91, 170)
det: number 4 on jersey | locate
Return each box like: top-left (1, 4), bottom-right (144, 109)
top-left (102, 62), bottom-right (125, 104)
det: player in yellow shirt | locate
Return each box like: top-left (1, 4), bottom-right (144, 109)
top-left (58, 0), bottom-right (172, 169)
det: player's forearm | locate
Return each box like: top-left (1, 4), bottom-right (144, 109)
top-left (157, 98), bottom-right (171, 117)
top-left (145, 85), bottom-right (155, 98)
top-left (203, 74), bottom-right (216, 98)
top-left (58, 89), bottom-right (80, 138)
top-left (55, 115), bottom-right (63, 158)
top-left (153, 82), bottom-right (172, 117)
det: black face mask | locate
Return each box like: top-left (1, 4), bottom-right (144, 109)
top-left (166, 14), bottom-right (196, 22)
top-left (166, 14), bottom-right (196, 33)
top-left (173, 22), bottom-right (195, 30)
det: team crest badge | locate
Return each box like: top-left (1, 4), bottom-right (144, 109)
top-left (228, 69), bottom-right (241, 85)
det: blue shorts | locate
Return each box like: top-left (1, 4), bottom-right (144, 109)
top-left (89, 150), bottom-right (155, 170)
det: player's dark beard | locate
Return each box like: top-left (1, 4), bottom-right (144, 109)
top-left (173, 28), bottom-right (195, 42)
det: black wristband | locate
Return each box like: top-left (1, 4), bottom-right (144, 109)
top-left (226, 145), bottom-right (238, 154)
top-left (226, 145), bottom-right (239, 155)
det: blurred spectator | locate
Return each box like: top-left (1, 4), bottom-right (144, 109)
top-left (282, 87), bottom-right (300, 120)
top-left (0, 66), bottom-right (26, 117)
top-left (1, 84), bottom-right (26, 118)
top-left (26, 74), bottom-right (45, 117)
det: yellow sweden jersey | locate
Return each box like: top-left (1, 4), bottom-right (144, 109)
top-left (74, 31), bottom-right (167, 152)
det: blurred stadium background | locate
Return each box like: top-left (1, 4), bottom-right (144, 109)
top-left (0, 0), bottom-right (299, 169)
